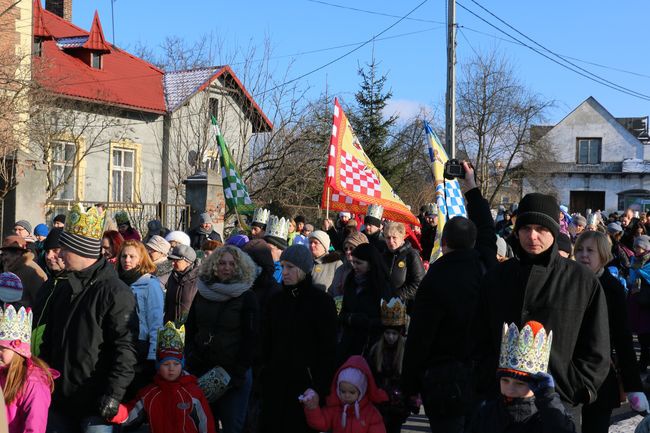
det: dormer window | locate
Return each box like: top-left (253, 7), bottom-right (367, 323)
top-left (91, 52), bottom-right (102, 69)
top-left (33, 37), bottom-right (43, 57)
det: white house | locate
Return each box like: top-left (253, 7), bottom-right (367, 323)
top-left (524, 96), bottom-right (650, 214)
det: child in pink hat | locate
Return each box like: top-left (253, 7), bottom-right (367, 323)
top-left (300, 355), bottom-right (388, 433)
top-left (0, 305), bottom-right (58, 433)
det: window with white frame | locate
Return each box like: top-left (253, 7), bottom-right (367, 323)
top-left (51, 141), bottom-right (76, 200)
top-left (111, 148), bottom-right (134, 202)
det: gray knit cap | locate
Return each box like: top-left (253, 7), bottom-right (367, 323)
top-left (635, 235), bottom-right (650, 252)
top-left (280, 244), bottom-right (314, 275)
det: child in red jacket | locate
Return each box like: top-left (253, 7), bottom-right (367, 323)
top-left (111, 322), bottom-right (216, 433)
top-left (300, 355), bottom-right (388, 433)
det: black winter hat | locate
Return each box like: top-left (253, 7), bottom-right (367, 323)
top-left (514, 193), bottom-right (560, 238)
top-left (556, 233), bottom-right (572, 255)
top-left (44, 228), bottom-right (63, 251)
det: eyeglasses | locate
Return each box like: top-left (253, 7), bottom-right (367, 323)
top-left (343, 246), bottom-right (355, 252)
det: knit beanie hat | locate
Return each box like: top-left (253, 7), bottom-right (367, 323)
top-left (200, 212), bottom-right (212, 225)
top-left (351, 243), bottom-right (375, 262)
top-left (343, 232), bottom-right (369, 250)
top-left (309, 230), bottom-right (331, 252)
top-left (165, 231), bottom-right (191, 246)
top-left (34, 224), bottom-right (49, 237)
top-left (44, 228), bottom-right (63, 251)
top-left (607, 222), bottom-right (623, 234)
top-left (147, 219), bottom-right (163, 233)
top-left (514, 193), bottom-right (560, 239)
top-left (60, 204), bottom-right (105, 259)
top-left (146, 235), bottom-right (171, 255)
top-left (53, 214), bottom-right (66, 225)
top-left (280, 244), bottom-right (313, 275)
top-left (635, 235), bottom-right (650, 252)
top-left (226, 234), bottom-right (250, 249)
top-left (0, 272), bottom-right (23, 303)
top-left (14, 220), bottom-right (31, 234)
top-left (337, 367), bottom-right (367, 402)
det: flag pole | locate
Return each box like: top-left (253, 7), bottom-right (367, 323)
top-left (326, 186), bottom-right (331, 220)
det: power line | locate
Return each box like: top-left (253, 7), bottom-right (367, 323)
top-left (466, 0), bottom-right (650, 100)
top-left (252, 0), bottom-right (430, 97)
top-left (306, 0), bottom-right (442, 24)
top-left (456, 1), bottom-right (650, 101)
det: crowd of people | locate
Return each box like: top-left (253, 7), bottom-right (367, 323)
top-left (1, 163), bottom-right (650, 433)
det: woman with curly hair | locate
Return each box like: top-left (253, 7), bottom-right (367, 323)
top-left (185, 245), bottom-right (260, 433)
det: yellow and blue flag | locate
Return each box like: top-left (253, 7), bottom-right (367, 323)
top-left (424, 121), bottom-right (467, 261)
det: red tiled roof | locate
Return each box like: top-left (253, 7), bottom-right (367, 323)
top-left (32, 0), bottom-right (48, 37)
top-left (34, 6), bottom-right (166, 113)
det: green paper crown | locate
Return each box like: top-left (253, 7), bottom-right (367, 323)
top-left (65, 204), bottom-right (106, 240)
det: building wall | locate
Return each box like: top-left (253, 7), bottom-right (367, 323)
top-left (543, 98), bottom-right (642, 163)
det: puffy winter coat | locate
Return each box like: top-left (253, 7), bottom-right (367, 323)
top-left (4, 251), bottom-right (48, 308)
top-left (477, 243), bottom-right (610, 405)
top-left (154, 259), bottom-right (173, 288)
top-left (188, 228), bottom-right (222, 250)
top-left (119, 373), bottom-right (216, 433)
top-left (130, 274), bottom-right (164, 360)
top-left (312, 252), bottom-right (343, 292)
top-left (468, 389), bottom-right (576, 433)
top-left (304, 355), bottom-right (387, 433)
top-left (164, 266), bottom-right (199, 324)
top-left (0, 365), bottom-right (57, 433)
top-left (382, 242), bottom-right (425, 301)
top-left (40, 257), bottom-right (139, 418)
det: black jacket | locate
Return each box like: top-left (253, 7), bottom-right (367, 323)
top-left (402, 187), bottom-right (496, 396)
top-left (40, 258), bottom-right (139, 417)
top-left (588, 270), bottom-right (643, 409)
top-left (420, 224), bottom-right (438, 262)
top-left (260, 275), bottom-right (338, 433)
top-left (364, 230), bottom-right (386, 252)
top-left (383, 241), bottom-right (425, 301)
top-left (188, 227), bottom-right (223, 250)
top-left (337, 273), bottom-right (388, 364)
top-left (469, 389), bottom-right (576, 433)
top-left (477, 244), bottom-right (610, 405)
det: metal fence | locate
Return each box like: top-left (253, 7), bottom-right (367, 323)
top-left (45, 201), bottom-right (191, 234)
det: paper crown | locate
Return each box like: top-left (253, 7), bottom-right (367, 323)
top-left (367, 204), bottom-right (384, 221)
top-left (380, 297), bottom-right (407, 327)
top-left (0, 306), bottom-right (32, 358)
top-left (498, 321), bottom-right (552, 375)
top-left (425, 203), bottom-right (438, 216)
top-left (252, 208), bottom-right (270, 226)
top-left (65, 203), bottom-right (106, 240)
top-left (586, 212), bottom-right (599, 226)
top-left (114, 210), bottom-right (130, 225)
top-left (157, 321), bottom-right (185, 362)
top-left (265, 215), bottom-right (290, 240)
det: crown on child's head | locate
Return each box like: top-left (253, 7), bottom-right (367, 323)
top-left (498, 321), bottom-right (552, 375)
top-left (265, 215), bottom-right (290, 240)
top-left (0, 305), bottom-right (32, 358)
top-left (252, 208), bottom-right (270, 226)
top-left (157, 321), bottom-right (185, 364)
top-left (380, 297), bottom-right (407, 327)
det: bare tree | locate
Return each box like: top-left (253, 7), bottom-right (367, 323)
top-left (456, 50), bottom-right (553, 207)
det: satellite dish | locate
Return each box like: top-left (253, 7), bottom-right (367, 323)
top-left (188, 150), bottom-right (197, 167)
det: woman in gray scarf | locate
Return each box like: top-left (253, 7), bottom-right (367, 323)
top-left (185, 245), bottom-right (260, 433)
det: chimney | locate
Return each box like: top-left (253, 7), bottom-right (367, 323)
top-left (45, 0), bottom-right (72, 21)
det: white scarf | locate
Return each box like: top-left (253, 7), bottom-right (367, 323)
top-left (197, 279), bottom-right (251, 302)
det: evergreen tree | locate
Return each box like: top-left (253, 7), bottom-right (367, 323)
top-left (348, 59), bottom-right (399, 181)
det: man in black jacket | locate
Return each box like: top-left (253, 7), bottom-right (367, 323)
top-left (477, 193), bottom-right (610, 432)
top-left (40, 205), bottom-right (139, 433)
top-left (403, 162), bottom-right (496, 433)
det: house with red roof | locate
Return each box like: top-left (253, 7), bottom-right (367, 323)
top-left (4, 0), bottom-right (272, 234)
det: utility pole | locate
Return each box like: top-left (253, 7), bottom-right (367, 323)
top-left (445, 0), bottom-right (456, 159)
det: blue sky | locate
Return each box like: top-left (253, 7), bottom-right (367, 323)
top-left (69, 0), bottom-right (650, 124)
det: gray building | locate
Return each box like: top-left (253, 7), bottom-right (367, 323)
top-left (524, 96), bottom-right (650, 214)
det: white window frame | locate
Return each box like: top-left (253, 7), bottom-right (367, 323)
top-left (51, 140), bottom-right (76, 200)
top-left (111, 147), bottom-right (135, 202)
top-left (577, 138), bottom-right (602, 165)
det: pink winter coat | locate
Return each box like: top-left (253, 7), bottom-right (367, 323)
top-left (0, 364), bottom-right (56, 433)
top-left (304, 355), bottom-right (388, 433)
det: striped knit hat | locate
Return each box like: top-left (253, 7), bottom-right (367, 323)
top-left (60, 204), bottom-right (106, 259)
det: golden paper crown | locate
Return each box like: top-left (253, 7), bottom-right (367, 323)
top-left (498, 322), bottom-right (552, 375)
top-left (380, 297), bottom-right (407, 327)
top-left (65, 203), bottom-right (106, 240)
top-left (252, 208), bottom-right (270, 225)
top-left (157, 321), bottom-right (185, 355)
top-left (266, 215), bottom-right (289, 240)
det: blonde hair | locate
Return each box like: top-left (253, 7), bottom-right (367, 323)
top-left (199, 245), bottom-right (257, 285)
top-left (575, 231), bottom-right (613, 267)
top-left (117, 240), bottom-right (157, 275)
top-left (371, 333), bottom-right (406, 375)
top-left (3, 354), bottom-right (54, 404)
top-left (383, 222), bottom-right (405, 238)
